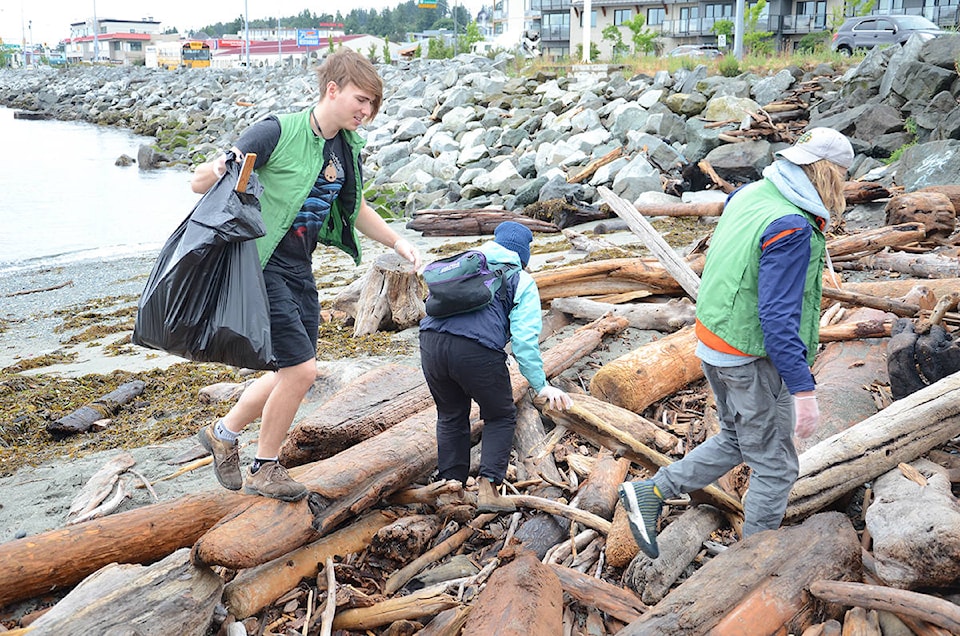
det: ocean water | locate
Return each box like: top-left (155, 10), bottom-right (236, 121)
top-left (0, 107), bottom-right (202, 275)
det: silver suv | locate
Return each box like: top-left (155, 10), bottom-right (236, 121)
top-left (831, 15), bottom-right (942, 55)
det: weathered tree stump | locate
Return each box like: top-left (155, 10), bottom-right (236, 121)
top-left (353, 253), bottom-right (425, 336)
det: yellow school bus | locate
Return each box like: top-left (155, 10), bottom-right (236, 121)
top-left (181, 41), bottom-right (212, 68)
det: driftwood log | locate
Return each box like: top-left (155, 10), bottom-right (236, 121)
top-left (532, 256), bottom-right (703, 303)
top-left (846, 250), bottom-right (960, 279)
top-left (864, 459), bottom-right (960, 589)
top-left (885, 191), bottom-right (956, 238)
top-left (809, 580), bottom-right (960, 635)
top-left (331, 587), bottom-right (460, 631)
top-left (46, 380), bottom-right (145, 437)
top-left (279, 363), bottom-right (431, 467)
top-left (841, 278), bottom-right (960, 301)
top-left (843, 181), bottom-right (891, 204)
top-left (0, 489), bottom-right (247, 608)
top-left (352, 253), bottom-right (425, 336)
top-left (461, 552), bottom-right (562, 636)
top-left (223, 511), bottom-right (393, 619)
top-left (25, 548), bottom-right (222, 636)
top-left (825, 222), bottom-right (927, 258)
top-left (550, 297), bottom-right (696, 332)
top-left (406, 209), bottom-right (559, 236)
top-left (617, 512), bottom-right (861, 635)
top-left (785, 370), bottom-right (960, 523)
top-left (548, 564), bottom-right (648, 623)
top-left (590, 325), bottom-right (702, 415)
top-left (568, 146), bottom-right (623, 184)
top-left (821, 286), bottom-right (920, 317)
top-left (622, 505), bottom-right (726, 605)
top-left (633, 200), bottom-right (724, 217)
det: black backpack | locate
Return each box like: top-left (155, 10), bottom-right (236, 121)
top-left (422, 249), bottom-right (520, 318)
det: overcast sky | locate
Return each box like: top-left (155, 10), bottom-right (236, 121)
top-left (2, 0), bottom-right (483, 48)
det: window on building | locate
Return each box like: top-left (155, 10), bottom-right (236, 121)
top-left (542, 11), bottom-right (570, 40)
top-left (796, 0), bottom-right (826, 28)
top-left (679, 5), bottom-right (700, 32)
top-left (647, 7), bottom-right (665, 25)
top-left (579, 9), bottom-right (597, 27)
top-left (705, 3), bottom-right (733, 17)
top-left (130, 42), bottom-right (142, 51)
top-left (614, 9), bottom-right (633, 25)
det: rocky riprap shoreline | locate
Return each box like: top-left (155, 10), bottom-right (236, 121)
top-left (1, 36), bottom-right (958, 218)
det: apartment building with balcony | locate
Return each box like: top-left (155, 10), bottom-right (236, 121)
top-left (569, 0), bottom-right (957, 58)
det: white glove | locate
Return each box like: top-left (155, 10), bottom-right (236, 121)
top-left (393, 237), bottom-right (421, 270)
top-left (538, 385), bottom-right (573, 411)
top-left (793, 394), bottom-right (820, 439)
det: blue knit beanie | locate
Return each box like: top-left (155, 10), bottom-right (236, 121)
top-left (494, 221), bottom-right (533, 267)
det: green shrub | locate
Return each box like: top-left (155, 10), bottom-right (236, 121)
top-left (797, 31), bottom-right (829, 54)
top-left (718, 54), bottom-right (740, 77)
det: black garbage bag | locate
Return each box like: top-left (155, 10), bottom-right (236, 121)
top-left (132, 155), bottom-right (276, 370)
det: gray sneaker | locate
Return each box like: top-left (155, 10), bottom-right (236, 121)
top-left (197, 424), bottom-right (242, 491)
top-left (244, 462), bottom-right (308, 502)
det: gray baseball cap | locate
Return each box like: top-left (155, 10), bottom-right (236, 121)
top-left (776, 127), bottom-right (854, 169)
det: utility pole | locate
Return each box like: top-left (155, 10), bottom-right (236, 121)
top-left (92, 0), bottom-right (99, 63)
top-left (734, 0), bottom-right (745, 59)
top-left (244, 0), bottom-right (250, 68)
top-left (277, 16), bottom-right (281, 66)
top-left (582, 0), bottom-right (592, 62)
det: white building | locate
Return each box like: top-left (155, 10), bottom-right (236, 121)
top-left (66, 17), bottom-right (161, 63)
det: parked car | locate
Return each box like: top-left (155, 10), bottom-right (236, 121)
top-left (831, 14), bottom-right (942, 55)
top-left (667, 44), bottom-right (724, 59)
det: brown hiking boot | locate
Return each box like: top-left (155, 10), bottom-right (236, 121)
top-left (476, 478), bottom-right (516, 513)
top-left (197, 424), bottom-right (242, 491)
top-left (244, 462), bottom-right (308, 502)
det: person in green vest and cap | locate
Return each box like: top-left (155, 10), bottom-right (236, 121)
top-left (618, 127), bottom-right (854, 557)
top-left (189, 49), bottom-right (421, 502)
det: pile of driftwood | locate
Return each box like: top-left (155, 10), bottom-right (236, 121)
top-left (3, 181), bottom-right (960, 635)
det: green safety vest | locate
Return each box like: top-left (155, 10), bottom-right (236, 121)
top-left (254, 107), bottom-right (365, 267)
top-left (695, 178), bottom-right (825, 365)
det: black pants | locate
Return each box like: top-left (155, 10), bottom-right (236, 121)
top-left (419, 330), bottom-right (516, 484)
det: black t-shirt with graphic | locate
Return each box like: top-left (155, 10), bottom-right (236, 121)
top-left (235, 115), bottom-right (350, 276)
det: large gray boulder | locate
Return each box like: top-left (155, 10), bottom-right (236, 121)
top-left (897, 140), bottom-right (960, 190)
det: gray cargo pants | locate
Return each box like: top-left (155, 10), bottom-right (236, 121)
top-left (653, 358), bottom-right (799, 537)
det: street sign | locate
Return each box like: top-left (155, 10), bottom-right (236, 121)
top-left (418, 2), bottom-right (438, 8)
top-left (297, 29), bottom-right (320, 47)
